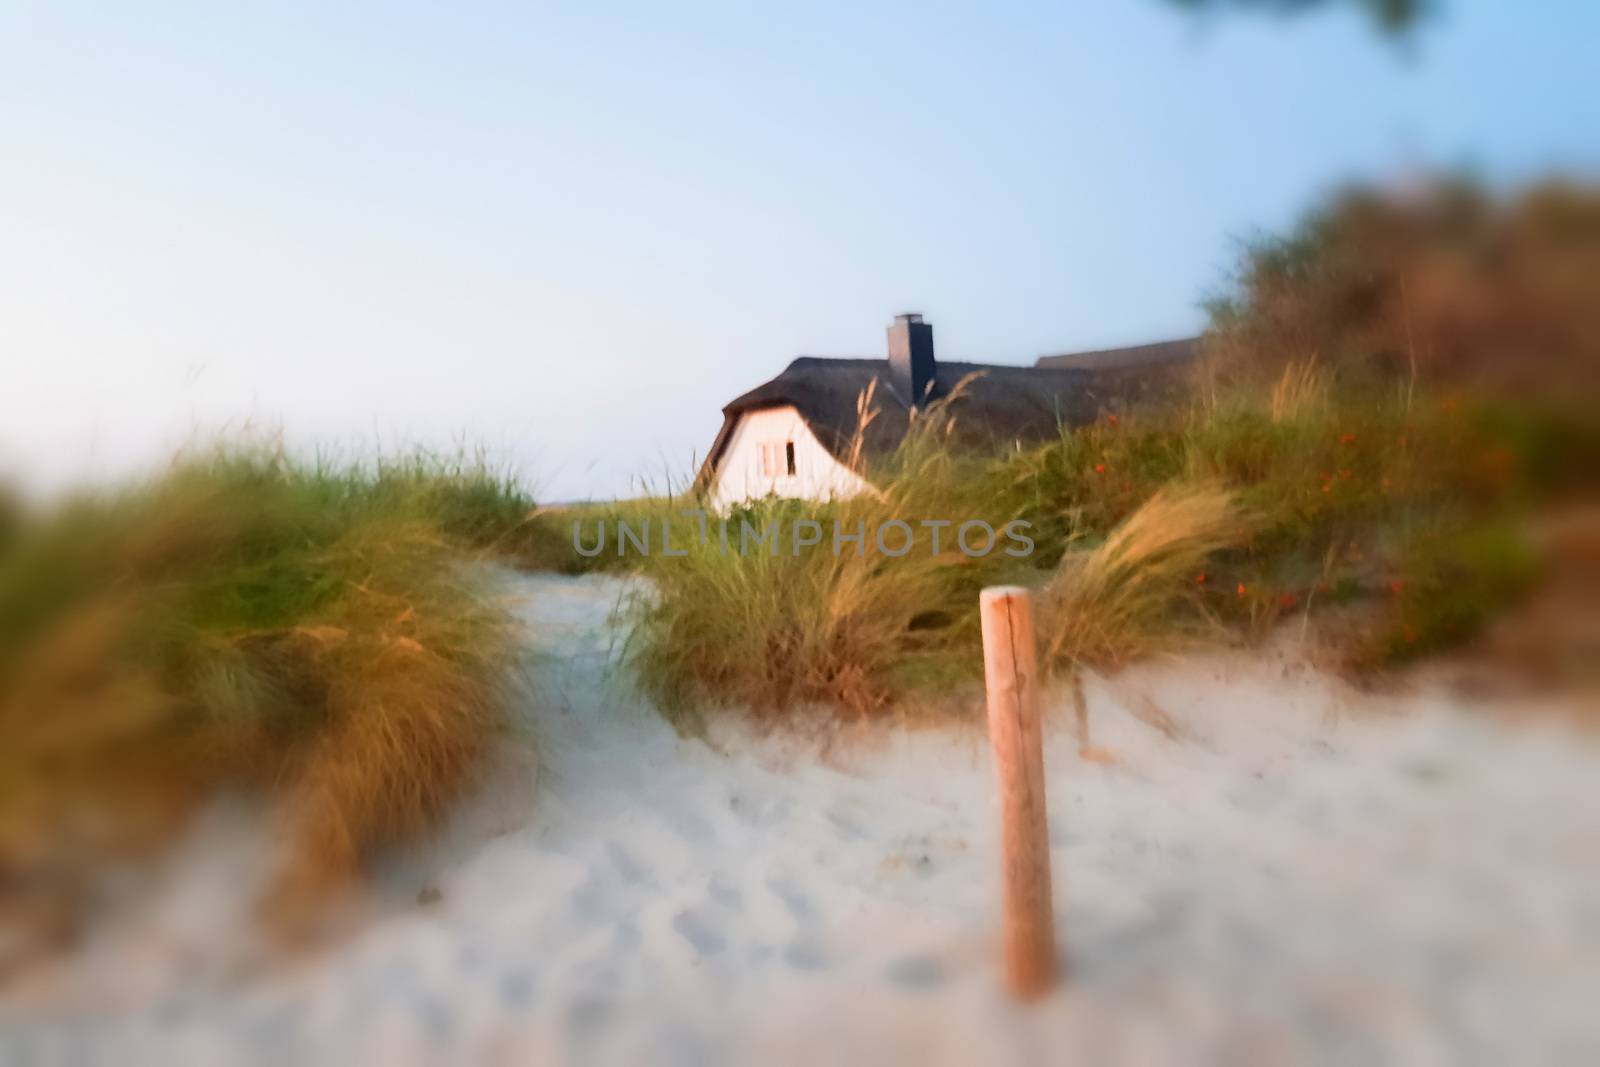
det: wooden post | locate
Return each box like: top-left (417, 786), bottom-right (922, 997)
top-left (979, 585), bottom-right (1057, 999)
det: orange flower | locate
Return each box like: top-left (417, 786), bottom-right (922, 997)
top-left (1106, 414), bottom-right (1119, 426)
top-left (1339, 432), bottom-right (1356, 445)
top-left (1195, 572), bottom-right (1207, 585)
top-left (1094, 463), bottom-right (1105, 474)
top-left (1236, 583), bottom-right (1247, 597)
top-left (1279, 592), bottom-right (1298, 609)
top-left (1389, 579), bottom-right (1404, 595)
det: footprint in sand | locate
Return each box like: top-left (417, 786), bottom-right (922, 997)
top-left (613, 921), bottom-right (642, 951)
top-left (886, 955), bottom-right (946, 990)
top-left (567, 996), bottom-right (614, 1038)
top-left (605, 841), bottom-right (647, 886)
top-left (727, 790), bottom-right (792, 830)
top-left (499, 969), bottom-right (537, 1011)
top-left (826, 810), bottom-right (868, 841)
top-left (782, 936), bottom-right (828, 971)
top-left (707, 874), bottom-right (743, 912)
top-left (671, 909), bottom-right (726, 956)
top-left (569, 872), bottom-right (611, 924)
top-left (763, 876), bottom-right (831, 969)
top-left (662, 806), bottom-right (716, 844)
top-left (763, 876), bottom-right (813, 923)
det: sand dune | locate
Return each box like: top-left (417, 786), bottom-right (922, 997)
top-left (3, 571), bottom-right (1597, 1065)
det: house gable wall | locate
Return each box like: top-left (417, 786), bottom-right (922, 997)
top-left (708, 405), bottom-right (871, 511)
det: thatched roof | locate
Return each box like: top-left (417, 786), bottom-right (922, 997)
top-left (695, 337), bottom-right (1199, 491)
top-left (1034, 337), bottom-right (1199, 371)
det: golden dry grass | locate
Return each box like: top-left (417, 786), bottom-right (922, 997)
top-left (628, 378), bottom-right (1000, 723)
top-left (0, 449), bottom-right (521, 945)
top-left (1037, 484), bottom-right (1244, 672)
top-left (1268, 357), bottom-right (1328, 424)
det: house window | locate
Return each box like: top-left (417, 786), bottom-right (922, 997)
top-left (759, 441), bottom-right (797, 478)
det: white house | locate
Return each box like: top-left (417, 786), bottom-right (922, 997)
top-left (701, 403), bottom-right (874, 512)
top-left (695, 313), bottom-right (1197, 510)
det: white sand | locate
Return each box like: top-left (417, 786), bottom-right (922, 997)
top-left (3, 571), bottom-right (1597, 1066)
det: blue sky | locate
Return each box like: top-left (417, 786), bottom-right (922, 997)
top-left (2, 1), bottom-right (1596, 500)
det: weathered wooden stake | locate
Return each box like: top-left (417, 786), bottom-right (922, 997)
top-left (979, 585), bottom-right (1057, 999)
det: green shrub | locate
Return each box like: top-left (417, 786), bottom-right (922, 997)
top-left (1362, 518), bottom-right (1542, 664)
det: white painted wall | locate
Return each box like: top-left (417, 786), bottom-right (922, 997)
top-left (708, 405), bottom-right (873, 511)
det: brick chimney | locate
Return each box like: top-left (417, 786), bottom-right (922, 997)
top-left (887, 313), bottom-right (935, 408)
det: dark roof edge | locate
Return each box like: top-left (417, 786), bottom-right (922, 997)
top-left (1034, 337), bottom-right (1201, 371)
top-left (692, 411), bottom-right (738, 494)
top-left (697, 336), bottom-right (1202, 493)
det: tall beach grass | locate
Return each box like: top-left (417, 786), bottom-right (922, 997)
top-left (0, 446), bottom-right (532, 941)
top-left (623, 369), bottom-right (1578, 721)
top-left (625, 387), bottom-right (1006, 725)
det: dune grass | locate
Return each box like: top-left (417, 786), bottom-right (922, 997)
top-left (625, 497), bottom-right (954, 727)
top-left (625, 391), bottom-right (1008, 726)
top-left (1037, 484), bottom-right (1243, 672)
top-left (623, 381), bottom-right (1245, 724)
top-left (622, 367), bottom-right (1579, 723)
top-left (0, 447), bottom-right (527, 938)
top-left (1033, 379), bottom-right (1581, 661)
top-left (543, 177), bottom-right (1600, 719)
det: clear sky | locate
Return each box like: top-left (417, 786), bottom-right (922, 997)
top-left (2, 1), bottom-right (1596, 501)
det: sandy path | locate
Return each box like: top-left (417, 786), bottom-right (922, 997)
top-left (2, 571), bottom-right (1597, 1065)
